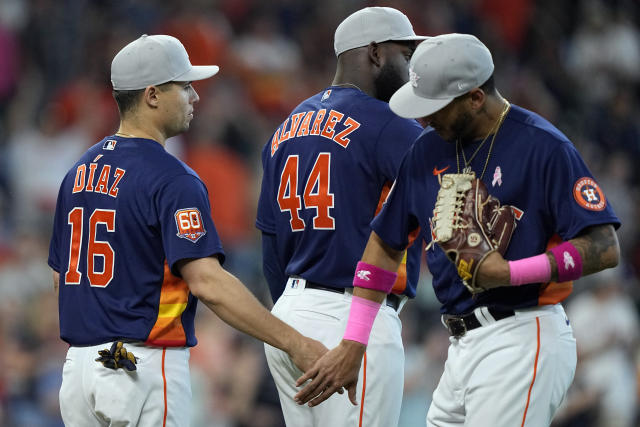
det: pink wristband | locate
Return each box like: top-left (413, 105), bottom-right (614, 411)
top-left (342, 296), bottom-right (382, 345)
top-left (508, 254), bottom-right (551, 286)
top-left (352, 261), bottom-right (398, 292)
top-left (549, 242), bottom-right (583, 282)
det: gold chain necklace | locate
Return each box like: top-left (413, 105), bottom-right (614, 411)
top-left (456, 100), bottom-right (511, 179)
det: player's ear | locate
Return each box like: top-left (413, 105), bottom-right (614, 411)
top-left (143, 85), bottom-right (161, 108)
top-left (467, 88), bottom-right (486, 112)
top-left (367, 41), bottom-right (382, 68)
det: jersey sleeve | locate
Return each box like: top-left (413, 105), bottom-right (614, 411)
top-left (544, 141), bottom-right (620, 240)
top-left (374, 116), bottom-right (422, 180)
top-left (370, 151), bottom-right (421, 251)
top-left (256, 141), bottom-right (276, 234)
top-left (261, 231), bottom-right (287, 302)
top-left (48, 183), bottom-right (66, 272)
top-left (155, 174), bottom-right (226, 276)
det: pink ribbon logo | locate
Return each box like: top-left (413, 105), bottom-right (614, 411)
top-left (492, 166), bottom-right (502, 187)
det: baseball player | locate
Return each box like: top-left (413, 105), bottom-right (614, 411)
top-left (296, 34), bottom-right (621, 427)
top-left (255, 7), bottom-right (426, 427)
top-left (48, 34), bottom-right (325, 427)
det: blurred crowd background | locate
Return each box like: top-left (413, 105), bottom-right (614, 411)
top-left (0, 0), bottom-right (639, 426)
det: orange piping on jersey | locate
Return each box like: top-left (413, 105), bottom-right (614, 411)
top-left (146, 263), bottom-right (189, 346)
top-left (358, 351), bottom-right (367, 427)
top-left (162, 347), bottom-right (168, 427)
top-left (538, 234), bottom-right (573, 305)
top-left (521, 317), bottom-right (541, 427)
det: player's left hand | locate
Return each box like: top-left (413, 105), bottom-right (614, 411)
top-left (294, 339), bottom-right (365, 407)
top-left (475, 251), bottom-right (511, 289)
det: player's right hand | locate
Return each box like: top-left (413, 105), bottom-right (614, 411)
top-left (294, 339), bottom-right (365, 407)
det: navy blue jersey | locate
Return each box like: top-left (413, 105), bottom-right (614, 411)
top-left (372, 104), bottom-right (620, 314)
top-left (256, 87), bottom-right (423, 300)
top-left (48, 136), bottom-right (225, 347)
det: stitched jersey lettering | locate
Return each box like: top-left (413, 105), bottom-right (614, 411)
top-left (70, 163), bottom-right (126, 199)
top-left (270, 109), bottom-right (362, 156)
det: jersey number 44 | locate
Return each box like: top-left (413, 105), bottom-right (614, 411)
top-left (277, 153), bottom-right (335, 232)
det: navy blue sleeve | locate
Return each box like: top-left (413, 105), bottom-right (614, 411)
top-left (374, 116), bottom-right (422, 181)
top-left (371, 150), bottom-right (421, 251)
top-left (155, 174), bottom-right (226, 276)
top-left (256, 141), bottom-right (276, 233)
top-left (544, 142), bottom-right (620, 240)
top-left (48, 181), bottom-right (66, 272)
top-left (261, 231), bottom-right (287, 303)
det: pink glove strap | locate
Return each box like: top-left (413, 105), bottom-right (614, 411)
top-left (352, 261), bottom-right (398, 293)
top-left (508, 254), bottom-right (551, 286)
top-left (549, 242), bottom-right (583, 282)
top-left (342, 296), bottom-right (382, 346)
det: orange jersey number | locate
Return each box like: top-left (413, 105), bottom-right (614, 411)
top-left (65, 208), bottom-right (116, 287)
top-left (277, 153), bottom-right (335, 232)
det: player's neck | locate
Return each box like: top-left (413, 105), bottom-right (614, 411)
top-left (470, 94), bottom-right (509, 142)
top-left (116, 119), bottom-right (166, 146)
top-left (332, 68), bottom-right (374, 98)
top-left (332, 77), bottom-right (373, 95)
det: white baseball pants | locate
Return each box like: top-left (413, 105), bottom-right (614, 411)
top-left (427, 304), bottom-right (577, 427)
top-left (60, 342), bottom-right (191, 427)
top-left (265, 277), bottom-right (405, 427)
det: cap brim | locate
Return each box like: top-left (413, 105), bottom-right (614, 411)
top-left (176, 65), bottom-right (220, 82)
top-left (390, 35), bottom-right (429, 43)
top-left (389, 81), bottom-right (454, 118)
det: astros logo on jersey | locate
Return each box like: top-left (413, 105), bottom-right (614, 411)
top-left (174, 208), bottom-right (206, 242)
top-left (573, 177), bottom-right (606, 211)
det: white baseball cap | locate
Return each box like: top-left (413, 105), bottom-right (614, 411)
top-left (334, 7), bottom-right (427, 57)
top-left (390, 33), bottom-right (494, 118)
top-left (111, 34), bottom-right (220, 90)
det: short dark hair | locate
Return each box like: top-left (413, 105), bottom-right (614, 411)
top-left (479, 75), bottom-right (496, 94)
top-left (112, 89), bottom-right (144, 116)
top-left (112, 82), bottom-right (175, 116)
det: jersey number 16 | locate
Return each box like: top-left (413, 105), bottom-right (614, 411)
top-left (64, 207), bottom-right (115, 287)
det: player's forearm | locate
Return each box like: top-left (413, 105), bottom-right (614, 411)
top-left (361, 231), bottom-right (405, 273)
top-left (341, 231), bottom-right (405, 346)
top-left (180, 257), bottom-right (304, 353)
top-left (200, 271), bottom-right (303, 353)
top-left (480, 224), bottom-right (620, 288)
top-left (353, 232), bottom-right (404, 303)
top-left (552, 224), bottom-right (619, 280)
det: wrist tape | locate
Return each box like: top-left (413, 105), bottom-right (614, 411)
top-left (342, 296), bottom-right (381, 346)
top-left (509, 254), bottom-right (551, 286)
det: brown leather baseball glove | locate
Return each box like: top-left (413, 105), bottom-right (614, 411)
top-left (429, 173), bottom-right (516, 294)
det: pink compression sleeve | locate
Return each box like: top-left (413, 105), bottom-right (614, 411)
top-left (342, 296), bottom-right (382, 346)
top-left (508, 254), bottom-right (551, 286)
